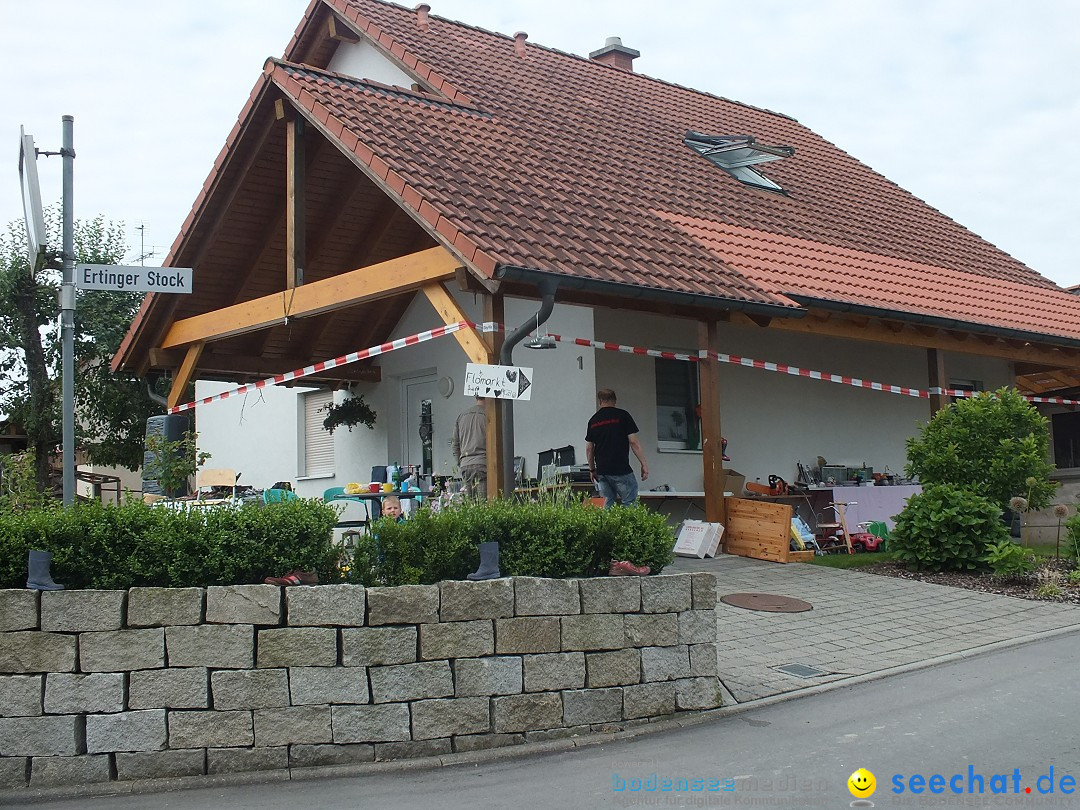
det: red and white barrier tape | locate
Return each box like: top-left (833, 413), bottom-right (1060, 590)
top-left (168, 320), bottom-right (1080, 413)
top-left (167, 321), bottom-right (499, 414)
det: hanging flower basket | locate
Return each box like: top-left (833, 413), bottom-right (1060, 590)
top-left (322, 395), bottom-right (377, 434)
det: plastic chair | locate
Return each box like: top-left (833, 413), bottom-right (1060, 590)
top-left (323, 487), bottom-right (370, 535)
top-left (263, 488), bottom-right (297, 503)
top-left (195, 468), bottom-right (237, 501)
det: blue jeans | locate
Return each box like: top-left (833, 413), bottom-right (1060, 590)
top-left (596, 472), bottom-right (639, 508)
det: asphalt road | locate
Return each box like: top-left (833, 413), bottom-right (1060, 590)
top-left (20, 630), bottom-right (1080, 810)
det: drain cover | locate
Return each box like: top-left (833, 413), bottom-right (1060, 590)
top-left (719, 592), bottom-right (813, 612)
top-left (773, 662), bottom-right (829, 678)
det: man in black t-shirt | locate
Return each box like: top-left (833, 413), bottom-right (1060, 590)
top-left (585, 388), bottom-right (649, 507)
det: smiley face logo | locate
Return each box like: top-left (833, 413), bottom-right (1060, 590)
top-left (848, 768), bottom-right (876, 798)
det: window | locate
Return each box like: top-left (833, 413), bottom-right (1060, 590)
top-left (684, 131), bottom-right (794, 194)
top-left (302, 390), bottom-right (335, 476)
top-left (948, 378), bottom-right (982, 393)
top-left (655, 358), bottom-right (701, 451)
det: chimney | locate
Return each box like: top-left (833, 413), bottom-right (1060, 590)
top-left (589, 36), bottom-right (639, 71)
top-left (514, 31), bottom-right (528, 57)
top-left (415, 3), bottom-right (430, 32)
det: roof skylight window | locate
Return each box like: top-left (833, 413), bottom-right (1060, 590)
top-left (684, 132), bottom-right (794, 194)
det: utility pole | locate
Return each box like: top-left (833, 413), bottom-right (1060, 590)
top-left (60, 116), bottom-right (75, 506)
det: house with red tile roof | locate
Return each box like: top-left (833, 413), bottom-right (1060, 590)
top-left (113, 0), bottom-right (1080, 523)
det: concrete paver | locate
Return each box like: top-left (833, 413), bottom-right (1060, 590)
top-left (667, 552), bottom-right (1080, 704)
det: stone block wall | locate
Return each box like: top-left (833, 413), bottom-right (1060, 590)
top-left (0, 574), bottom-right (719, 791)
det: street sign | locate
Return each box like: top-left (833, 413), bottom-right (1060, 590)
top-left (76, 264), bottom-right (193, 293)
top-left (464, 363), bottom-right (533, 401)
top-left (18, 128), bottom-right (46, 269)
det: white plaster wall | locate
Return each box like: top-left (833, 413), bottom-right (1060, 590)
top-left (195, 289), bottom-right (597, 496)
top-left (592, 309), bottom-right (1014, 492)
top-left (327, 38), bottom-right (415, 88)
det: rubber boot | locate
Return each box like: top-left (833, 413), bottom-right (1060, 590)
top-left (467, 542), bottom-right (501, 581)
top-left (26, 550), bottom-right (64, 591)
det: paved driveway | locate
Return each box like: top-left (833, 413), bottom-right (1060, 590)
top-left (668, 553), bottom-right (1080, 703)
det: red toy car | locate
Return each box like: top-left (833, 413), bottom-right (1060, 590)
top-left (849, 531), bottom-right (884, 553)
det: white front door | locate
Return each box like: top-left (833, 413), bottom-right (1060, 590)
top-left (401, 374), bottom-right (437, 476)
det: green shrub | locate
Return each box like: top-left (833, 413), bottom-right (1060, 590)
top-left (982, 539), bottom-right (1037, 578)
top-left (1065, 514), bottom-right (1080, 561)
top-left (1066, 569), bottom-right (1080, 586)
top-left (1034, 583), bottom-right (1064, 599)
top-left (348, 497), bottom-right (676, 586)
top-left (890, 483), bottom-right (1009, 571)
top-left (0, 498), bottom-right (340, 589)
top-left (905, 387), bottom-right (1057, 512)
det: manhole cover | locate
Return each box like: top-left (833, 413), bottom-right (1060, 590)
top-left (719, 592), bottom-right (813, 612)
top-left (773, 662), bottom-right (830, 678)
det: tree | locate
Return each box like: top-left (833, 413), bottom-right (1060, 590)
top-left (905, 387), bottom-right (1057, 512)
top-left (0, 210), bottom-right (161, 493)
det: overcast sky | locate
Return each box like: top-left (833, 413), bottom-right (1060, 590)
top-left (4, 1), bottom-right (1079, 286)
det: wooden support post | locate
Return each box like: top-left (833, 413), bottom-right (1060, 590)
top-left (698, 320), bottom-right (727, 526)
top-left (485, 293), bottom-right (505, 499)
top-left (167, 342), bottom-right (205, 411)
top-left (286, 116), bottom-right (305, 288)
top-left (927, 348), bottom-right (949, 415)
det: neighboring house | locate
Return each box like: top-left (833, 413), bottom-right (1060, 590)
top-left (112, 0), bottom-right (1080, 524)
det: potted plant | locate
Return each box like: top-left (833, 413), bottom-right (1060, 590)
top-left (322, 395), bottom-right (377, 434)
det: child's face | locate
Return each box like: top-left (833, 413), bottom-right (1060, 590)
top-left (383, 501), bottom-right (402, 519)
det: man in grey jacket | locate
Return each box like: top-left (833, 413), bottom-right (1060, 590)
top-left (452, 396), bottom-right (487, 498)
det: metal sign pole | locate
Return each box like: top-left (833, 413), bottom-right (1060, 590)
top-left (61, 115), bottom-right (75, 506)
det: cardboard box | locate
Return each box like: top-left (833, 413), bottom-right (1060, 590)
top-left (722, 469), bottom-right (745, 496)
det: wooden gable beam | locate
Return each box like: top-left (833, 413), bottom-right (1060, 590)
top-left (167, 342), bottom-right (205, 410)
top-left (420, 282), bottom-right (491, 365)
top-left (735, 312), bottom-right (1080, 370)
top-left (160, 247), bottom-right (460, 349)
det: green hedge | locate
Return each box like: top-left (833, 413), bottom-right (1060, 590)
top-left (890, 483), bottom-right (1009, 572)
top-left (0, 499), bottom-right (340, 590)
top-left (348, 497), bottom-right (676, 586)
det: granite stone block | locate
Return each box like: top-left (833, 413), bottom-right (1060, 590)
top-left (439, 578), bottom-right (514, 621)
top-left (624, 613), bottom-right (679, 648)
top-left (640, 645), bottom-right (691, 682)
top-left (366, 585), bottom-right (439, 625)
top-left (289, 666), bottom-right (369, 705)
top-left (207, 745), bottom-right (288, 774)
top-left (341, 626), bottom-right (417, 666)
top-left (0, 757), bottom-right (28, 788)
top-left (29, 754), bottom-right (111, 787)
top-left (562, 687), bottom-right (623, 725)
top-left (114, 749), bottom-right (206, 781)
top-left (689, 573), bottom-right (717, 609)
top-left (640, 576), bottom-right (692, 614)
top-left (586, 648), bottom-right (640, 687)
top-left (0, 631), bottom-right (76, 673)
top-left (289, 743), bottom-right (375, 768)
top-left (332, 703), bottom-right (411, 743)
top-left (411, 696), bottom-right (490, 739)
top-left (495, 617), bottom-right (561, 654)
top-left (561, 614), bottom-right (624, 651)
top-left (79, 627), bottom-right (165, 672)
top-left (166, 624), bottom-right (254, 669)
top-left (40, 590), bottom-right (124, 632)
top-left (0, 590), bottom-right (38, 631)
top-left (168, 709), bottom-right (253, 748)
top-left (374, 738), bottom-right (451, 760)
top-left (254, 705), bottom-right (332, 746)
top-left (580, 577), bottom-right (641, 614)
top-left (678, 610), bottom-right (716, 645)
top-left (44, 672), bottom-right (124, 714)
top-left (451, 733), bottom-right (525, 753)
top-left (491, 692), bottom-right (562, 733)
top-left (623, 681), bottom-right (677, 719)
top-left (453, 656), bottom-right (522, 696)
top-left (514, 577), bottom-right (580, 616)
top-left (205, 585), bottom-right (281, 625)
top-left (127, 587), bottom-right (203, 627)
top-left (419, 620), bottom-right (494, 660)
top-left (129, 667), bottom-right (209, 709)
top-left (675, 677), bottom-right (723, 711)
top-left (86, 708), bottom-right (167, 753)
top-left (211, 669), bottom-right (290, 710)
top-left (256, 626), bottom-right (337, 667)
top-left (287, 584), bottom-right (366, 626)
top-left (369, 661), bottom-right (452, 703)
top-left (522, 652), bottom-right (585, 692)
top-left (689, 643), bottom-right (718, 677)
top-left (0, 674), bottom-right (43, 716)
top-left (0, 715), bottom-right (83, 756)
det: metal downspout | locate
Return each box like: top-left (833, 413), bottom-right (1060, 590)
top-left (499, 278), bottom-right (558, 496)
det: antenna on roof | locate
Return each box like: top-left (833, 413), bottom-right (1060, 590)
top-left (134, 223), bottom-right (156, 266)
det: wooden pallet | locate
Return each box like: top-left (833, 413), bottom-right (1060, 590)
top-left (723, 497), bottom-right (810, 563)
